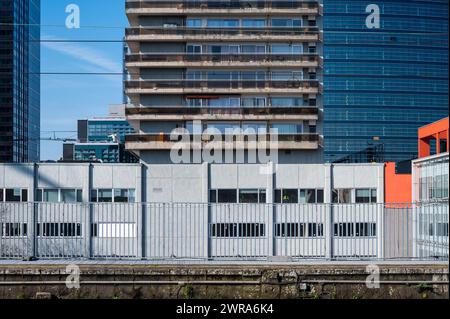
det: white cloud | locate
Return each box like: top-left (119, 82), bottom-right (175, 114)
top-left (42, 35), bottom-right (122, 73)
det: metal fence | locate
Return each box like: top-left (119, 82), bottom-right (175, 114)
top-left (0, 202), bottom-right (448, 261)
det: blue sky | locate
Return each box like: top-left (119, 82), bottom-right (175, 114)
top-left (40, 0), bottom-right (128, 160)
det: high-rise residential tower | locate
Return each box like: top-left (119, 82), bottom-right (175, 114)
top-left (124, 0), bottom-right (324, 164)
top-left (323, 0), bottom-right (449, 163)
top-left (0, 0), bottom-right (40, 162)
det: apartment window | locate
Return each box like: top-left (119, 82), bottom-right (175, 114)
top-left (271, 18), bottom-right (302, 28)
top-left (355, 189), bottom-right (377, 203)
top-left (37, 223), bottom-right (82, 237)
top-left (242, 19), bottom-right (265, 28)
top-left (271, 97), bottom-right (304, 107)
top-left (91, 189), bottom-right (136, 203)
top-left (207, 19), bottom-right (239, 28)
top-left (114, 189), bottom-right (136, 203)
top-left (91, 223), bottom-right (136, 238)
top-left (0, 223), bottom-right (27, 237)
top-left (186, 19), bottom-right (202, 28)
top-left (210, 223), bottom-right (265, 237)
top-left (274, 189), bottom-right (298, 203)
top-left (241, 97), bottom-right (266, 107)
top-left (299, 189), bottom-right (324, 204)
top-left (271, 44), bottom-right (302, 54)
top-left (3, 188), bottom-right (27, 202)
top-left (210, 189), bottom-right (237, 203)
top-left (187, 44), bottom-right (202, 54)
top-left (36, 189), bottom-right (83, 203)
top-left (332, 189), bottom-right (351, 203)
top-left (239, 189), bottom-right (266, 203)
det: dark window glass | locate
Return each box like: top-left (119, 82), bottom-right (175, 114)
top-left (211, 223), bottom-right (265, 237)
top-left (209, 189), bottom-right (217, 203)
top-left (316, 189), bottom-right (324, 203)
top-left (217, 189), bottom-right (237, 203)
top-left (355, 189), bottom-right (371, 203)
top-left (21, 189), bottom-right (28, 202)
top-left (259, 190), bottom-right (266, 203)
top-left (239, 189), bottom-right (259, 203)
top-left (97, 189), bottom-right (113, 203)
top-left (274, 189), bottom-right (282, 203)
top-left (282, 189), bottom-right (298, 203)
top-left (5, 189), bottom-right (21, 202)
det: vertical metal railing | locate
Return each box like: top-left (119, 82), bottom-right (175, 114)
top-left (0, 202), bottom-right (448, 261)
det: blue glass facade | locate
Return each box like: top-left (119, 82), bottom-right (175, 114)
top-left (0, 0), bottom-right (40, 162)
top-left (86, 120), bottom-right (134, 143)
top-left (323, 0), bottom-right (449, 163)
top-left (67, 118), bottom-right (137, 163)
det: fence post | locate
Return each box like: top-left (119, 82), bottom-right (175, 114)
top-left (202, 162), bottom-right (210, 259)
top-left (325, 164), bottom-right (333, 259)
top-left (83, 164), bottom-right (92, 259)
top-left (266, 161), bottom-right (275, 257)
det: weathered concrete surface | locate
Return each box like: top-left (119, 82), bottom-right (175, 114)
top-left (0, 263), bottom-right (447, 299)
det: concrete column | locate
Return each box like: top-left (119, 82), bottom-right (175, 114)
top-left (377, 165), bottom-right (385, 259)
top-left (82, 164), bottom-right (92, 259)
top-left (202, 162), bottom-right (210, 259)
top-left (266, 161), bottom-right (275, 257)
top-left (324, 164), bottom-right (333, 259)
top-left (137, 164), bottom-right (146, 259)
top-left (30, 163), bottom-right (38, 258)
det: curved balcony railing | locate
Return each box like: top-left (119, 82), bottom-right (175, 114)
top-left (126, 53), bottom-right (320, 64)
top-left (126, 106), bottom-right (319, 116)
top-left (126, 0), bottom-right (320, 11)
top-left (125, 27), bottom-right (319, 38)
top-left (125, 79), bottom-right (320, 90)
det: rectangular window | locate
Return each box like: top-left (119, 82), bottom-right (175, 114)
top-left (239, 189), bottom-right (258, 203)
top-left (114, 189), bottom-right (135, 203)
top-left (274, 189), bottom-right (298, 203)
top-left (332, 189), bottom-right (351, 203)
top-left (43, 189), bottom-right (59, 203)
top-left (61, 189), bottom-right (83, 203)
top-left (355, 189), bottom-right (377, 203)
top-left (217, 189), bottom-right (237, 203)
top-left (334, 223), bottom-right (354, 237)
top-left (275, 223), bottom-right (305, 237)
top-left (210, 223), bottom-right (265, 237)
top-left (275, 223), bottom-right (323, 237)
top-left (0, 223), bottom-right (27, 237)
top-left (355, 189), bottom-right (370, 203)
top-left (97, 189), bottom-right (113, 202)
top-left (355, 223), bottom-right (377, 237)
top-left (5, 188), bottom-right (26, 202)
top-left (91, 223), bottom-right (136, 238)
top-left (37, 223), bottom-right (82, 237)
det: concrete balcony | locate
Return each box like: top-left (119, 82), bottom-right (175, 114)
top-left (125, 133), bottom-right (321, 150)
top-left (125, 53), bottom-right (321, 68)
top-left (125, 27), bottom-right (320, 42)
top-left (125, 80), bottom-right (321, 94)
top-left (126, 0), bottom-right (321, 16)
top-left (126, 106), bottom-right (319, 121)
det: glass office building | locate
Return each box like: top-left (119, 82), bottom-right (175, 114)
top-left (323, 0), bottom-right (449, 163)
top-left (0, 0), bottom-right (40, 162)
top-left (63, 114), bottom-right (137, 163)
